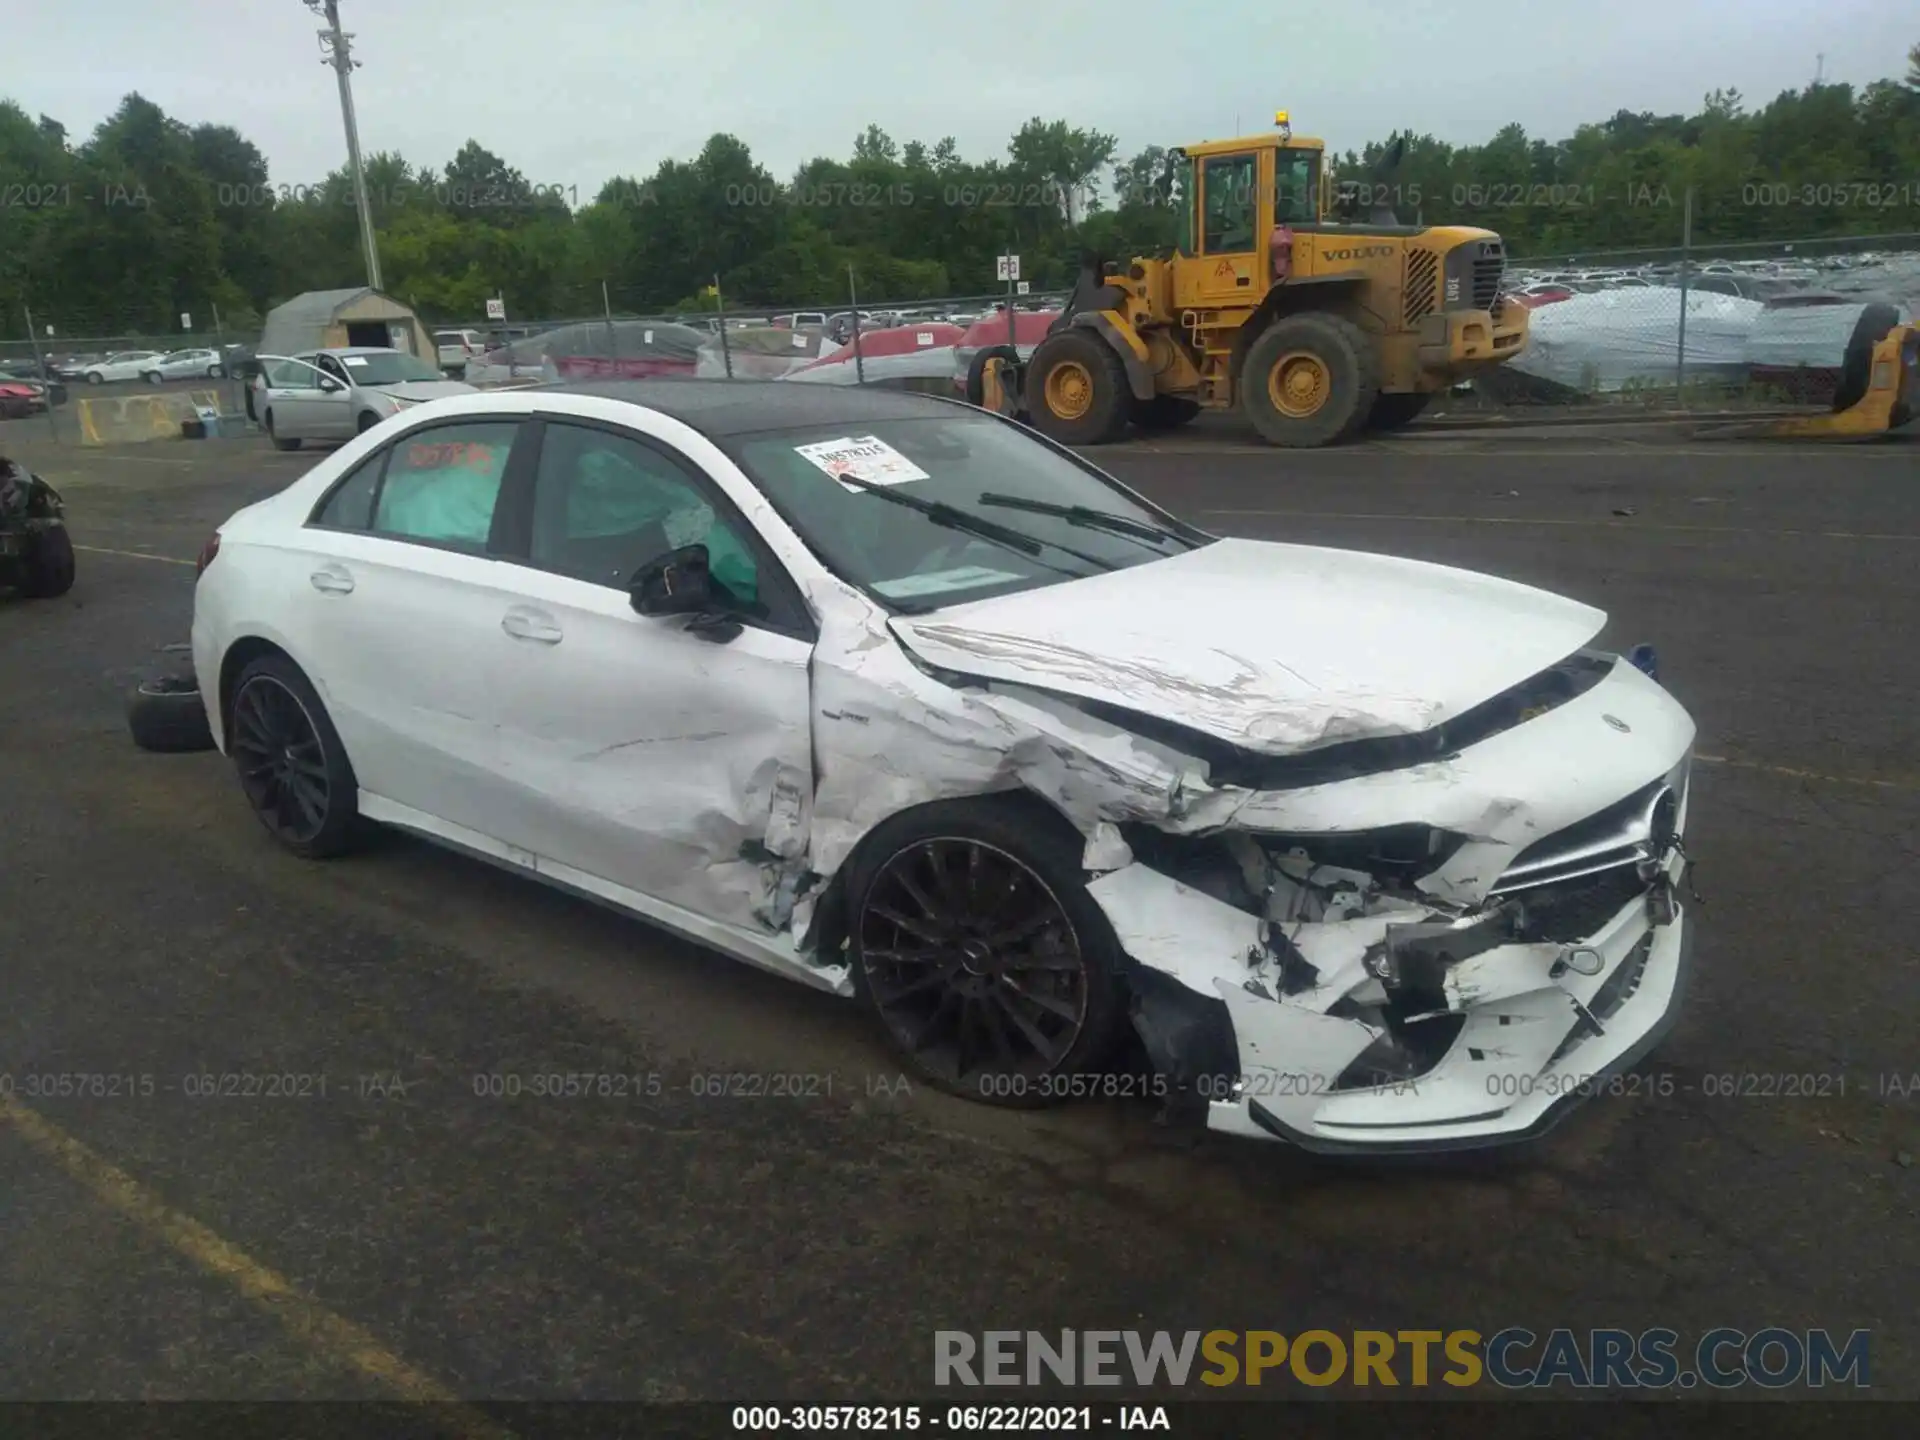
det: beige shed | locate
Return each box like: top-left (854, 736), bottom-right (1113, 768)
top-left (258, 288), bottom-right (434, 359)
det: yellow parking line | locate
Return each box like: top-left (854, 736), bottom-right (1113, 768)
top-left (74, 544), bottom-right (196, 567)
top-left (1694, 753), bottom-right (1915, 791)
top-left (0, 1095), bottom-right (514, 1436)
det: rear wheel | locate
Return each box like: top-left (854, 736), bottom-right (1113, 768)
top-left (18, 523), bottom-right (75, 598)
top-left (846, 798), bottom-right (1127, 1106)
top-left (1131, 395), bottom-right (1201, 431)
top-left (1364, 391), bottom-right (1433, 432)
top-left (143, 371), bottom-right (163, 385)
top-left (1023, 330), bottom-right (1131, 445)
top-left (264, 410), bottom-right (301, 452)
top-left (228, 653), bottom-right (360, 858)
top-left (1240, 312), bottom-right (1380, 447)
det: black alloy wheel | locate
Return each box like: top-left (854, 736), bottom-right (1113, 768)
top-left (230, 673), bottom-right (336, 847)
top-left (857, 836), bottom-right (1092, 1088)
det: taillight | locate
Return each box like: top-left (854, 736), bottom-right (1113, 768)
top-left (196, 533), bottom-right (220, 575)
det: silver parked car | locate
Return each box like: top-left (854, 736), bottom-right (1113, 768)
top-left (141, 347), bottom-right (227, 383)
top-left (252, 347), bottom-right (476, 450)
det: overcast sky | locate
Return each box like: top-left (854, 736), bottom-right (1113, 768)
top-left (5, 0), bottom-right (1913, 196)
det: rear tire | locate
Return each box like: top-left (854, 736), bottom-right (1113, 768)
top-left (144, 371), bottom-right (162, 385)
top-left (1023, 330), bottom-right (1132, 445)
top-left (264, 410), bottom-right (301, 452)
top-left (1364, 391), bottom-right (1433, 432)
top-left (1131, 396), bottom-right (1201, 431)
top-left (1240, 312), bottom-right (1380, 447)
top-left (228, 653), bottom-right (361, 859)
top-left (18, 524), bottom-right (75, 599)
top-left (845, 797), bottom-right (1129, 1106)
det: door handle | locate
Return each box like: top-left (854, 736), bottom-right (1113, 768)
top-left (309, 564), bottom-right (354, 595)
top-left (501, 606), bottom-right (563, 644)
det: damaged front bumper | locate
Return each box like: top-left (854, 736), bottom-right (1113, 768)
top-left (1084, 654), bottom-right (1698, 1155)
top-left (1100, 854), bottom-right (1693, 1154)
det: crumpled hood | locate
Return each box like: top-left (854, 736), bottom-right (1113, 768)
top-left (374, 380), bottom-right (476, 402)
top-left (888, 537), bottom-right (1607, 755)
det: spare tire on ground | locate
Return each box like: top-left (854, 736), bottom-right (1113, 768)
top-left (128, 672), bottom-right (215, 753)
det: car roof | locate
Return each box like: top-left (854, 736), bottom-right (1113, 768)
top-left (526, 378), bottom-right (965, 437)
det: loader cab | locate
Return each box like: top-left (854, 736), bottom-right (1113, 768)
top-left (1169, 130), bottom-right (1324, 311)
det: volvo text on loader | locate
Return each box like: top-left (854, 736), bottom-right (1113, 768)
top-left (975, 113), bottom-right (1531, 447)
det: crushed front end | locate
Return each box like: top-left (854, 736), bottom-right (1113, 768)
top-left (1085, 650), bottom-right (1697, 1153)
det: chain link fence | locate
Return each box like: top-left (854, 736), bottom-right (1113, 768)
top-left (7, 222), bottom-right (1916, 444)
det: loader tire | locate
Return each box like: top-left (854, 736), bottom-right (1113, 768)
top-left (1023, 330), bottom-right (1131, 445)
top-left (1131, 396), bottom-right (1201, 431)
top-left (1831, 302), bottom-right (1900, 414)
top-left (1364, 391), bottom-right (1432, 432)
top-left (1241, 313), bottom-right (1380, 447)
top-left (19, 523), bottom-right (76, 599)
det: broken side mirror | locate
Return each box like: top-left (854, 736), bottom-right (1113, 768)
top-left (629, 544), bottom-right (741, 641)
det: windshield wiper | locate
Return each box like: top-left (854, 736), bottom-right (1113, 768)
top-left (975, 492), bottom-right (1193, 549)
top-left (834, 472), bottom-right (1117, 575)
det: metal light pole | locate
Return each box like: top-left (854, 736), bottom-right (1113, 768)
top-left (307, 0), bottom-right (382, 290)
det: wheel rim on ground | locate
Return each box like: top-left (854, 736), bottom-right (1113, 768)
top-left (1268, 351), bottom-right (1331, 418)
top-left (859, 838), bottom-right (1089, 1084)
top-left (230, 676), bottom-right (332, 844)
top-left (1043, 360), bottom-right (1095, 421)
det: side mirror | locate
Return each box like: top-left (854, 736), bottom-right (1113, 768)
top-left (630, 544), bottom-right (717, 617)
top-left (631, 545), bottom-right (744, 641)
top-left (318, 377), bottom-right (344, 393)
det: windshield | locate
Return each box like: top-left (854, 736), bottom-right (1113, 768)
top-left (722, 413), bottom-right (1209, 611)
top-left (338, 352), bottom-right (444, 384)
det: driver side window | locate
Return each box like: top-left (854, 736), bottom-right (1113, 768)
top-left (528, 422), bottom-right (763, 613)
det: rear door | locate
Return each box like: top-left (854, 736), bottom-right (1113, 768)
top-left (474, 415), bottom-right (817, 931)
top-left (286, 416), bottom-right (539, 837)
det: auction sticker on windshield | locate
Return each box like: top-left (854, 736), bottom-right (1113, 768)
top-left (342, 356), bottom-right (368, 367)
top-left (795, 434), bottom-right (930, 491)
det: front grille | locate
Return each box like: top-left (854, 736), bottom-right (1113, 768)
top-left (1404, 249), bottom-right (1439, 325)
top-left (1472, 246), bottom-right (1505, 310)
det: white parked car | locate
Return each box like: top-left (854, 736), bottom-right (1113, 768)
top-left (434, 329), bottom-right (487, 373)
top-left (141, 348), bottom-right (227, 383)
top-left (251, 348), bottom-right (476, 448)
top-left (82, 350), bottom-right (166, 383)
top-left (189, 382), bottom-right (1697, 1153)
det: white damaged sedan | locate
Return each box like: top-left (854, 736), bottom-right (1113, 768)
top-left (191, 381), bottom-right (1696, 1153)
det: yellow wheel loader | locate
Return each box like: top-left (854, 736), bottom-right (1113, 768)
top-left (977, 113), bottom-right (1531, 448)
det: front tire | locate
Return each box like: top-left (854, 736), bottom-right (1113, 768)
top-left (228, 653), bottom-right (360, 858)
top-left (1023, 330), bottom-right (1132, 446)
top-left (85, 372), bottom-right (104, 385)
top-left (845, 797), bottom-right (1127, 1106)
top-left (18, 524), bottom-right (75, 598)
top-left (356, 410), bottom-right (381, 434)
top-left (1240, 312), bottom-right (1380, 447)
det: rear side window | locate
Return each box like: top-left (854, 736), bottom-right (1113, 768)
top-left (371, 422), bottom-right (519, 551)
top-left (312, 453), bottom-right (384, 530)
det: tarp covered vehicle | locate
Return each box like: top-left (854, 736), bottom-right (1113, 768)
top-left (0, 455), bottom-right (75, 599)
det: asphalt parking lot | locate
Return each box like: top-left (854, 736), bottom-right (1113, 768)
top-left (1, 417), bottom-right (1916, 1416)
